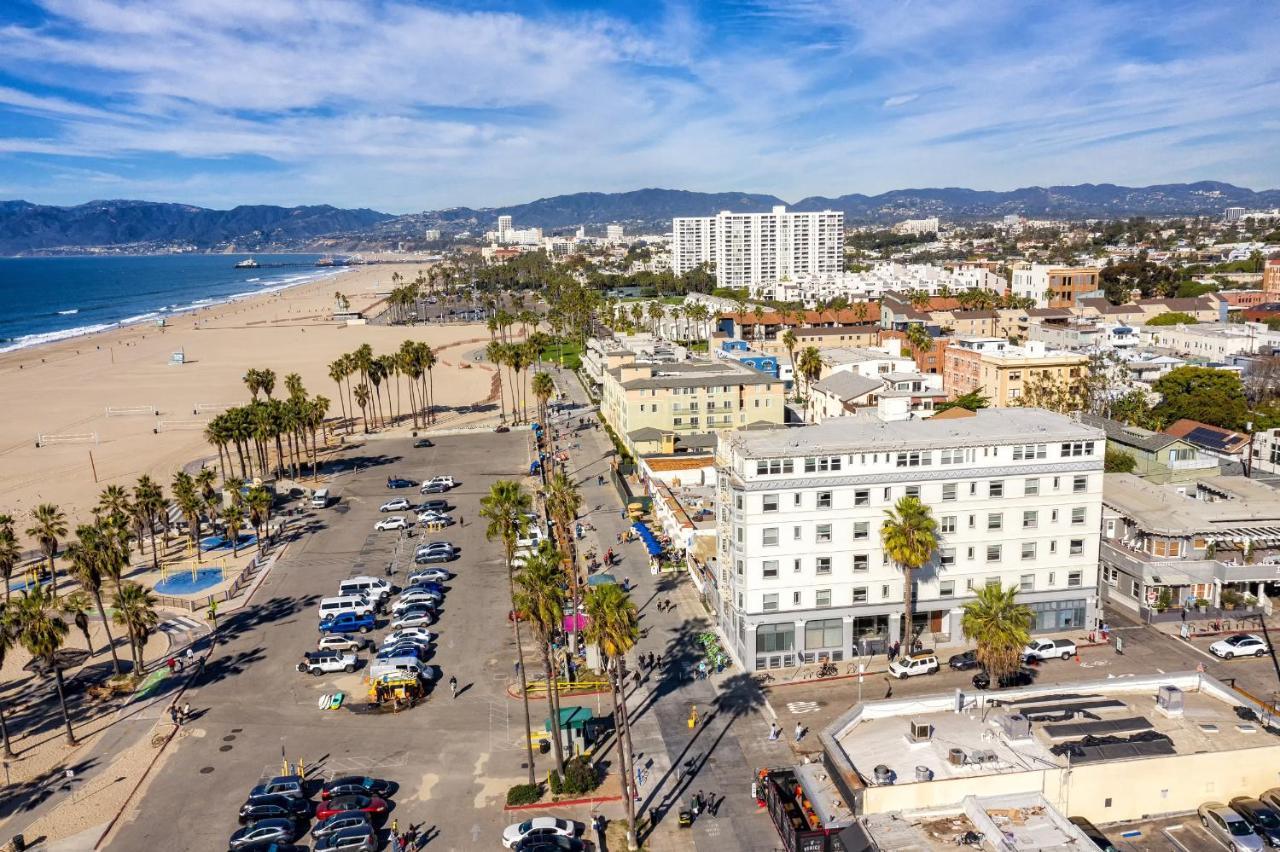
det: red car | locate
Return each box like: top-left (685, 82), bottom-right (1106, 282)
top-left (314, 794), bottom-right (388, 822)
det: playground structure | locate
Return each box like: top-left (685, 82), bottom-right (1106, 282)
top-left (156, 419), bottom-right (211, 433)
top-left (157, 554), bottom-right (229, 588)
top-left (105, 405), bottom-right (157, 417)
top-left (36, 432), bottom-right (99, 447)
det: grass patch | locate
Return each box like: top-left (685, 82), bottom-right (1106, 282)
top-left (688, 340), bottom-right (709, 353)
top-left (540, 340), bottom-right (583, 370)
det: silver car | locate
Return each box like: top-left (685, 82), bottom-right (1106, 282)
top-left (314, 824), bottom-right (378, 852)
top-left (1200, 802), bottom-right (1265, 852)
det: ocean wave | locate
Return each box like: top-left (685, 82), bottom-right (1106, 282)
top-left (57, 309), bottom-right (79, 315)
top-left (0, 322), bottom-right (118, 353)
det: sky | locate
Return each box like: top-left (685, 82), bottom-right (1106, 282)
top-left (0, 0), bottom-right (1276, 213)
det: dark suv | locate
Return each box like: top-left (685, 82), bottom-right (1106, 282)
top-left (972, 667), bottom-right (1034, 690)
top-left (1230, 797), bottom-right (1280, 847)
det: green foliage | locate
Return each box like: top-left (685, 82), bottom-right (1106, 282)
top-left (1104, 449), bottom-right (1138, 473)
top-left (548, 769), bottom-right (563, 796)
top-left (561, 756), bottom-right (599, 796)
top-left (1099, 259), bottom-right (1177, 303)
top-left (1108, 390), bottom-right (1160, 429)
top-left (506, 783), bottom-right (543, 806)
top-left (711, 287), bottom-right (748, 301)
top-left (540, 338), bottom-right (583, 370)
top-left (1220, 588), bottom-right (1244, 608)
top-left (1145, 311), bottom-right (1199, 326)
top-left (961, 584), bottom-right (1033, 683)
top-left (936, 391), bottom-right (990, 413)
top-left (1151, 366), bottom-right (1248, 430)
top-left (1155, 589), bottom-right (1173, 612)
top-left (1175, 280), bottom-right (1218, 298)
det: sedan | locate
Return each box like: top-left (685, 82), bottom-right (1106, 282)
top-left (403, 580), bottom-right (446, 595)
top-left (315, 825), bottom-right (378, 852)
top-left (383, 627), bottom-right (436, 646)
top-left (418, 499), bottom-right (450, 512)
top-left (392, 594), bottom-right (442, 615)
top-left (408, 567), bottom-right (451, 583)
top-left (1230, 797), bottom-right (1280, 847)
top-left (228, 818), bottom-right (298, 849)
top-left (314, 795), bottom-right (389, 823)
top-left (416, 511), bottom-right (454, 526)
top-left (971, 668), bottom-right (1034, 690)
top-left (947, 650), bottom-right (980, 671)
top-left (514, 837), bottom-right (584, 852)
top-left (318, 635), bottom-right (373, 653)
top-left (374, 516), bottom-right (408, 532)
top-left (1199, 802), bottom-right (1265, 852)
top-left (321, 776), bottom-right (396, 800)
top-left (312, 812), bottom-right (372, 841)
top-left (503, 817), bottom-right (583, 849)
top-left (238, 793), bottom-right (311, 824)
top-left (415, 549), bottom-right (457, 565)
top-left (386, 478), bottom-right (416, 489)
top-left (413, 438), bottom-right (434, 448)
top-left (380, 498), bottom-right (411, 512)
top-left (1210, 633), bottom-right (1270, 659)
top-left (390, 609), bottom-right (436, 629)
top-left (420, 481), bottom-right (450, 494)
top-left (376, 643), bottom-right (430, 662)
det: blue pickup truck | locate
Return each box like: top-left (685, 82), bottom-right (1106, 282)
top-left (318, 611), bottom-right (376, 635)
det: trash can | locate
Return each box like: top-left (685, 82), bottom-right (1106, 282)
top-left (11, 834), bottom-right (26, 851)
top-left (538, 739), bottom-right (550, 755)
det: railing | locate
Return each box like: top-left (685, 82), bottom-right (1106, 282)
top-left (154, 548), bottom-right (274, 613)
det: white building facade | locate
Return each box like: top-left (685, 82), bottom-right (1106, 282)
top-left (714, 409), bottom-right (1104, 671)
top-left (671, 206), bottom-right (844, 288)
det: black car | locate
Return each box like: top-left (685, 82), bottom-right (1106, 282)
top-left (515, 837), bottom-right (585, 852)
top-left (238, 793), bottom-right (311, 824)
top-left (971, 667), bottom-right (1034, 690)
top-left (235, 844), bottom-right (309, 852)
top-left (1230, 798), bottom-right (1280, 847)
top-left (418, 499), bottom-right (451, 512)
top-left (321, 775), bottom-right (396, 800)
top-left (1068, 816), bottom-right (1118, 851)
top-left (312, 811), bottom-right (373, 840)
top-left (228, 818), bottom-right (298, 849)
top-left (386, 478), bottom-right (416, 489)
top-left (947, 650), bottom-right (979, 671)
top-left (413, 438), bottom-right (434, 448)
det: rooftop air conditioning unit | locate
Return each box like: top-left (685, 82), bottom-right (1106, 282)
top-left (1156, 684), bottom-right (1185, 718)
top-left (908, 720), bottom-right (932, 743)
top-left (997, 713), bottom-right (1032, 740)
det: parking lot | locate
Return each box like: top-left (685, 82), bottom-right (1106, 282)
top-left (1098, 812), bottom-right (1255, 852)
top-left (110, 430), bottom-right (544, 850)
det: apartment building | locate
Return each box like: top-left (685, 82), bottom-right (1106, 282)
top-left (943, 338), bottom-right (1090, 405)
top-left (1265, 258), bottom-right (1280, 296)
top-left (1143, 322), bottom-right (1280, 358)
top-left (671, 206), bottom-right (844, 288)
top-left (714, 408), bottom-right (1104, 671)
top-left (600, 357), bottom-right (784, 456)
top-left (1010, 263), bottom-right (1102, 308)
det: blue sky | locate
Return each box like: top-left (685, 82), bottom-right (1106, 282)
top-left (0, 0), bottom-right (1276, 213)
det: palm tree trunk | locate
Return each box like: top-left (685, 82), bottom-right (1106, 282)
top-left (427, 371), bottom-right (436, 424)
top-left (0, 705), bottom-right (14, 758)
top-left (53, 668), bottom-right (76, 745)
top-left (93, 589), bottom-right (123, 676)
top-left (508, 564), bottom-right (538, 786)
top-left (608, 666), bottom-right (636, 848)
top-left (903, 565), bottom-right (916, 650)
top-left (542, 646), bottom-right (566, 775)
top-left (149, 518), bottom-right (160, 571)
top-left (46, 553), bottom-right (58, 598)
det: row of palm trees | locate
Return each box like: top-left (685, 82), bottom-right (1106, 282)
top-left (598, 299), bottom-right (715, 342)
top-left (204, 370), bottom-right (330, 481)
top-left (328, 342), bottom-right (439, 435)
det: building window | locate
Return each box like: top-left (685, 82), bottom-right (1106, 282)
top-left (987, 513), bottom-right (1003, 531)
top-left (815, 589), bottom-right (832, 607)
top-left (756, 622), bottom-right (793, 652)
top-left (762, 560), bottom-right (779, 579)
top-left (940, 448), bottom-right (970, 464)
top-left (804, 456), bottom-right (842, 473)
top-left (1020, 574), bottom-right (1035, 592)
top-left (762, 494), bottom-right (779, 512)
top-left (1068, 570), bottom-right (1083, 587)
top-left (793, 558), bottom-right (802, 574)
top-left (793, 526), bottom-right (802, 541)
top-left (987, 544), bottom-right (1002, 562)
top-left (940, 516), bottom-right (956, 534)
top-left (1061, 441), bottom-right (1094, 457)
top-left (1025, 478), bottom-right (1039, 496)
top-left (881, 584), bottom-right (891, 599)
top-left (1072, 507), bottom-right (1086, 526)
top-left (762, 528), bottom-right (779, 546)
top-left (854, 489), bottom-right (870, 506)
top-left (1022, 542), bottom-right (1036, 560)
top-left (816, 491), bottom-right (832, 509)
top-left (853, 554), bottom-right (869, 572)
top-left (940, 548), bottom-right (956, 567)
top-left (755, 459), bottom-right (795, 475)
top-left (852, 586), bottom-right (868, 603)
top-left (939, 580), bottom-right (955, 597)
top-left (985, 576), bottom-right (1001, 589)
top-left (1023, 510), bottom-right (1038, 529)
top-left (1013, 443), bottom-right (1047, 460)
top-left (816, 557), bottom-right (832, 575)
top-left (853, 522), bottom-right (870, 540)
top-left (805, 617), bottom-right (842, 648)
top-left (1070, 539), bottom-right (1085, 556)
top-left (793, 591), bottom-right (802, 605)
top-left (1073, 476), bottom-right (1088, 493)
top-left (905, 485), bottom-right (920, 500)
top-left (989, 480), bottom-right (1004, 498)
top-left (942, 483), bottom-right (957, 501)
top-left (895, 451), bottom-right (931, 467)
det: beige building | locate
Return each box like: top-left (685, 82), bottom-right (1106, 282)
top-left (944, 337), bottom-right (1089, 405)
top-left (600, 356), bottom-right (784, 455)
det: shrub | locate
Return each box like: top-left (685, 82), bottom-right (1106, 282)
top-left (561, 756), bottom-right (599, 796)
top-left (506, 783), bottom-right (542, 807)
top-left (548, 769), bottom-right (563, 796)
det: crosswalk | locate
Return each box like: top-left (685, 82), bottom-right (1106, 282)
top-left (158, 615), bottom-right (205, 635)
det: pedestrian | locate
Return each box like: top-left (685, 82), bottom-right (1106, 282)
top-left (593, 815), bottom-right (606, 847)
top-left (692, 793), bottom-right (701, 817)
top-left (769, 722), bottom-right (780, 741)
top-left (648, 808), bottom-right (659, 830)
top-left (392, 818), bottom-right (399, 838)
top-left (794, 722), bottom-right (804, 742)
top-left (459, 515), bottom-right (464, 527)
top-left (890, 640), bottom-right (900, 662)
top-left (1180, 607), bottom-right (1187, 623)
top-left (169, 704), bottom-right (180, 726)
top-left (185, 647), bottom-right (195, 666)
top-left (181, 701), bottom-right (191, 723)
top-left (648, 651), bottom-right (656, 669)
top-left (165, 657), bottom-right (176, 675)
top-left (449, 675), bottom-right (458, 698)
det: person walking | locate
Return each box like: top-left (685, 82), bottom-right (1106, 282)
top-left (449, 675), bottom-right (458, 699)
top-left (169, 704), bottom-right (180, 726)
top-left (794, 722), bottom-right (804, 743)
top-left (165, 657), bottom-right (177, 675)
top-left (459, 515), bottom-right (464, 527)
top-left (181, 701), bottom-right (192, 723)
top-left (769, 722), bottom-right (780, 741)
top-left (185, 647), bottom-right (195, 667)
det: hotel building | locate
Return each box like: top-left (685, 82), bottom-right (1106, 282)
top-left (671, 206), bottom-right (844, 288)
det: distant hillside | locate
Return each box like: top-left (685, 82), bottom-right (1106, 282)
top-left (0, 199), bottom-right (392, 254)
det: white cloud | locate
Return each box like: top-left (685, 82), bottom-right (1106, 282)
top-left (882, 94), bottom-right (918, 109)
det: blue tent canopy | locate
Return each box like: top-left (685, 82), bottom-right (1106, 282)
top-left (632, 521), bottom-right (662, 555)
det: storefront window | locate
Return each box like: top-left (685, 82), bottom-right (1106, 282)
top-left (805, 618), bottom-right (843, 650)
top-left (756, 623), bottom-right (794, 654)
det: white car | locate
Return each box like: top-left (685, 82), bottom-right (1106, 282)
top-left (317, 634), bottom-right (372, 653)
top-left (392, 592), bottom-right (442, 614)
top-left (515, 526), bottom-right (546, 549)
top-left (501, 817), bottom-right (582, 849)
top-left (416, 511), bottom-right (454, 526)
top-left (380, 498), bottom-right (411, 512)
top-left (425, 475), bottom-right (455, 489)
top-left (389, 610), bottom-right (436, 629)
top-left (408, 568), bottom-right (451, 584)
top-left (375, 516), bottom-right (409, 531)
top-left (297, 651), bottom-right (358, 675)
top-left (382, 627), bottom-right (436, 646)
top-left (1210, 633), bottom-right (1270, 659)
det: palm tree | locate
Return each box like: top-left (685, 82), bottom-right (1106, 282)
top-left (420, 344), bottom-right (437, 425)
top-left (514, 542), bottom-right (568, 776)
top-left (11, 585), bottom-right (76, 744)
top-left (96, 484), bottom-right (130, 521)
top-left (133, 475), bottom-right (166, 571)
top-left (585, 583), bottom-right (640, 850)
top-left (224, 505), bottom-right (245, 556)
top-left (532, 372), bottom-right (555, 428)
top-left (485, 341), bottom-right (508, 423)
top-left (329, 359), bottom-right (352, 433)
top-left (113, 581), bottom-right (159, 675)
top-left (781, 329), bottom-right (797, 393)
top-left (65, 525), bottom-right (123, 676)
top-left (0, 515), bottom-right (18, 604)
top-left (480, 480), bottom-right (537, 785)
top-left (246, 486), bottom-right (272, 547)
top-left (880, 496), bottom-right (938, 650)
top-left (905, 323), bottom-right (933, 354)
top-left (172, 471), bottom-right (204, 557)
top-left (354, 383), bottom-right (372, 433)
top-left (62, 591), bottom-right (94, 656)
top-left (0, 612), bottom-right (16, 756)
top-left (796, 347), bottom-right (822, 421)
top-left (961, 584), bottom-right (1033, 684)
top-left (26, 504), bottom-right (67, 598)
top-left (545, 471), bottom-right (583, 649)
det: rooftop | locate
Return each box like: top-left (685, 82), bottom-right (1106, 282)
top-left (861, 793), bottom-right (1095, 852)
top-left (1079, 413), bottom-right (1180, 453)
top-left (726, 408), bottom-right (1099, 457)
top-left (819, 346), bottom-right (911, 366)
top-left (811, 372), bottom-right (883, 400)
top-left (612, 358), bottom-right (777, 390)
top-left (1104, 472), bottom-right (1280, 535)
top-left (1164, 419), bottom-right (1250, 454)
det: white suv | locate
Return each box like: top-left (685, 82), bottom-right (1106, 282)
top-left (297, 650), bottom-right (357, 675)
top-left (888, 652), bottom-right (939, 680)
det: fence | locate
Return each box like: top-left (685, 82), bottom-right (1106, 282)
top-left (1141, 604), bottom-right (1265, 624)
top-left (193, 402), bottom-right (232, 415)
top-left (156, 419), bottom-right (210, 432)
top-left (36, 432), bottom-right (98, 447)
top-left (153, 547), bottom-right (275, 612)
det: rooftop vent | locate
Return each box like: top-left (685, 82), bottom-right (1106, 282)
top-left (1156, 684), bottom-right (1184, 718)
top-left (908, 720), bottom-right (933, 743)
top-left (872, 765), bottom-right (893, 785)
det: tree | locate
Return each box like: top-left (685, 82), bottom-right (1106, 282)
top-left (62, 591), bottom-right (94, 656)
top-left (480, 480), bottom-right (537, 785)
top-left (113, 581), bottom-right (159, 675)
top-left (545, 471), bottom-right (583, 650)
top-left (485, 341), bottom-right (507, 423)
top-left (0, 515), bottom-right (18, 604)
top-left (781, 329), bottom-right (797, 389)
top-left (11, 585), bottom-right (76, 744)
top-left (224, 505), bottom-right (245, 556)
top-left (532, 372), bottom-right (555, 429)
top-left (1152, 366), bottom-right (1248, 430)
top-left (584, 582), bottom-right (640, 850)
top-left (1146, 311), bottom-right (1199, 326)
top-left (354, 383), bottom-right (372, 433)
top-left (26, 504), bottom-right (67, 598)
top-left (936, 391), bottom-right (989, 413)
top-left (905, 323), bottom-right (933, 354)
top-left (796, 346), bottom-right (822, 420)
top-left (64, 525), bottom-right (123, 676)
top-left (513, 542), bottom-right (568, 776)
top-left (172, 472), bottom-right (205, 557)
top-left (132, 475), bottom-right (166, 571)
top-left (880, 496), bottom-right (937, 648)
top-left (961, 584), bottom-right (1033, 685)
top-left (246, 486), bottom-right (272, 547)
top-left (1105, 448), bottom-right (1138, 473)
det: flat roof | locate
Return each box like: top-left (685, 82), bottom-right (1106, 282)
top-left (726, 408), bottom-right (1099, 457)
top-left (1104, 472), bottom-right (1280, 535)
top-left (612, 359), bottom-right (777, 390)
top-left (820, 346), bottom-right (909, 365)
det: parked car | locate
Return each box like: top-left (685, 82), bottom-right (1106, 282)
top-left (313, 824), bottom-right (378, 852)
top-left (321, 776), bottom-right (396, 800)
top-left (317, 634), bottom-right (373, 653)
top-left (413, 438), bottom-right (434, 448)
top-left (425, 475), bottom-right (456, 488)
top-left (229, 818), bottom-right (298, 849)
top-left (392, 593), bottom-right (442, 614)
top-left (379, 498), bottom-right (411, 512)
top-left (390, 609), bottom-right (436, 629)
top-left (408, 567), bottom-right (451, 583)
top-left (386, 478), bottom-right (416, 489)
top-left (382, 627), bottom-right (436, 646)
top-left (248, 775), bottom-right (306, 800)
top-left (947, 650), bottom-right (980, 671)
top-left (420, 482), bottom-right (450, 494)
top-left (375, 516), bottom-right (409, 532)
top-left (414, 548), bottom-right (457, 564)
top-left (887, 652), bottom-right (939, 680)
top-left (515, 527), bottom-right (545, 549)
top-left (297, 650), bottom-right (357, 675)
top-left (376, 643), bottom-right (431, 662)
top-left (1199, 802), bottom-right (1266, 851)
top-left (971, 667), bottom-right (1034, 690)
top-left (503, 817), bottom-right (583, 849)
top-left (238, 793), bottom-right (311, 824)
top-left (514, 836), bottom-right (584, 852)
top-left (1068, 816), bottom-right (1119, 852)
top-left (311, 812), bottom-right (372, 841)
top-left (313, 795), bottom-right (389, 822)
top-left (318, 611), bottom-right (376, 635)
top-left (416, 511), bottom-right (454, 526)
top-left (1023, 638), bottom-right (1077, 661)
top-left (1230, 797), bottom-right (1280, 847)
top-left (418, 499), bottom-right (450, 513)
top-left (1210, 634), bottom-right (1270, 659)
top-left (402, 580), bottom-right (446, 595)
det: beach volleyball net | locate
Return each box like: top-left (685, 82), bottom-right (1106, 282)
top-left (193, 403), bottom-right (232, 415)
top-left (157, 419), bottom-right (210, 432)
top-left (37, 432), bottom-right (99, 447)
top-left (106, 405), bottom-right (157, 417)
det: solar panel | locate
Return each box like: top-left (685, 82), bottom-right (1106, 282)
top-left (1008, 693), bottom-right (1098, 706)
top-left (1043, 717), bottom-right (1154, 739)
top-left (1186, 426), bottom-right (1233, 451)
top-left (1021, 699), bottom-right (1126, 718)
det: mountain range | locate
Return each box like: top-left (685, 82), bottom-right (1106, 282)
top-left (1, 182), bottom-right (1277, 254)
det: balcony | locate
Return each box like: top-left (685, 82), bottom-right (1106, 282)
top-left (1101, 541), bottom-right (1280, 584)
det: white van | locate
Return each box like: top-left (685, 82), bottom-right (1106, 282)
top-left (368, 658), bottom-right (427, 681)
top-left (317, 594), bottom-right (374, 620)
top-left (339, 577), bottom-right (392, 604)
top-left (516, 526), bottom-right (545, 549)
top-left (311, 489), bottom-right (330, 509)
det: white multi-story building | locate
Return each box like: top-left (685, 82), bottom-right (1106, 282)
top-left (606, 224), bottom-right (625, 242)
top-left (893, 217), bottom-right (940, 236)
top-left (492, 215), bottom-right (542, 246)
top-left (714, 408), bottom-right (1104, 671)
top-left (671, 206), bottom-right (844, 288)
top-left (760, 262), bottom-right (1005, 303)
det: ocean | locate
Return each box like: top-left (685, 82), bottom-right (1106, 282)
top-left (0, 254), bottom-right (347, 352)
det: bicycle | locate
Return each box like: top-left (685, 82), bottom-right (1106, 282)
top-left (817, 662), bottom-right (838, 678)
top-left (752, 672), bottom-right (775, 686)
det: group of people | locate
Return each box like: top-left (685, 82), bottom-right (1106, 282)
top-left (168, 701), bottom-right (193, 726)
top-left (165, 646), bottom-right (199, 675)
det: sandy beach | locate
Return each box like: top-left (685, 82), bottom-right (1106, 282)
top-left (0, 263), bottom-right (503, 550)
